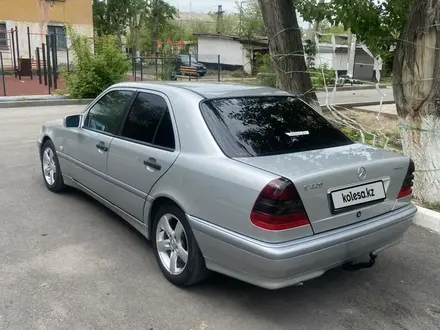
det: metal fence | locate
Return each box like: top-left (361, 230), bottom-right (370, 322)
top-left (129, 54), bottom-right (222, 82)
top-left (0, 25), bottom-right (67, 97)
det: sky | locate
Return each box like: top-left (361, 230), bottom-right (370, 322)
top-left (166, 0), bottom-right (310, 28)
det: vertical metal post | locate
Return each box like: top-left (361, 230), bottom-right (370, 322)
top-left (0, 52), bottom-right (6, 96)
top-left (45, 34), bottom-right (52, 94)
top-left (10, 28), bottom-right (16, 78)
top-left (140, 57), bottom-right (143, 81)
top-left (27, 27), bottom-right (33, 80)
top-left (155, 57), bottom-right (158, 80)
top-left (42, 43), bottom-right (47, 86)
top-left (51, 34), bottom-right (58, 90)
top-left (218, 55), bottom-right (221, 82)
top-left (133, 57), bottom-right (136, 81)
top-left (189, 53), bottom-right (192, 81)
top-left (36, 47), bottom-right (42, 84)
top-left (15, 26), bottom-right (20, 64)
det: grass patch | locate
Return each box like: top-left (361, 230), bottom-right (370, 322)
top-left (330, 126), bottom-right (402, 151)
top-left (422, 203), bottom-right (440, 213)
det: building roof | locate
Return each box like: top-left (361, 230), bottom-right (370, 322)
top-left (194, 33), bottom-right (369, 52)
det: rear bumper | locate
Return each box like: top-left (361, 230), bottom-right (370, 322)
top-left (188, 204), bottom-right (416, 289)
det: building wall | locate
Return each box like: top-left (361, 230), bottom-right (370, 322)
top-left (333, 53), bottom-right (349, 71)
top-left (0, 0), bottom-right (93, 25)
top-left (353, 52), bottom-right (375, 81)
top-left (197, 37), bottom-right (244, 66)
top-left (243, 48), bottom-right (252, 75)
top-left (0, 0), bottom-right (93, 68)
top-left (314, 52), bottom-right (333, 68)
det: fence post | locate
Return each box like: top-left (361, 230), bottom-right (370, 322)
top-left (51, 34), bottom-right (58, 90)
top-left (133, 57), bottom-right (137, 81)
top-left (36, 47), bottom-right (42, 84)
top-left (42, 43), bottom-right (47, 86)
top-left (218, 55), bottom-right (221, 82)
top-left (189, 54), bottom-right (192, 81)
top-left (155, 57), bottom-right (158, 80)
top-left (0, 52), bottom-right (6, 96)
top-left (15, 26), bottom-right (20, 70)
top-left (11, 28), bottom-right (16, 78)
top-left (27, 27), bottom-right (32, 80)
top-left (45, 34), bottom-right (52, 94)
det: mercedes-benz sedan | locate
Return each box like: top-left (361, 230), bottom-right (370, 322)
top-left (38, 82), bottom-right (416, 289)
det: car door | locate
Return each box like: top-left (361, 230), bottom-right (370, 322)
top-left (105, 91), bottom-right (179, 221)
top-left (64, 89), bottom-right (135, 199)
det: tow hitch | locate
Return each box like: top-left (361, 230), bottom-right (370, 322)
top-left (343, 252), bottom-right (377, 271)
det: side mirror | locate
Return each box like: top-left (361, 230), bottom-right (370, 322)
top-left (64, 114), bottom-right (82, 128)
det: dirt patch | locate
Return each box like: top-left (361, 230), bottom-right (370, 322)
top-left (325, 108), bottom-right (398, 134)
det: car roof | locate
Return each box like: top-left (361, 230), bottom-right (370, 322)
top-left (112, 81), bottom-right (291, 99)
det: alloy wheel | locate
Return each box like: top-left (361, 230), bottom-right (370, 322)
top-left (42, 147), bottom-right (57, 186)
top-left (156, 213), bottom-right (189, 275)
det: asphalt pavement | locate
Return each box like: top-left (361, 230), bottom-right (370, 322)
top-left (1, 104), bottom-right (439, 330)
top-left (316, 87), bottom-right (394, 105)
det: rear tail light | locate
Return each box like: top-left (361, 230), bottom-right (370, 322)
top-left (397, 159), bottom-right (415, 199)
top-left (251, 178), bottom-right (310, 230)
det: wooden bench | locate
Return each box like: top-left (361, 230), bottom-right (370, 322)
top-left (176, 66), bottom-right (199, 81)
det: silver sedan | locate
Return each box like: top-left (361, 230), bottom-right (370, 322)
top-left (38, 82), bottom-right (417, 289)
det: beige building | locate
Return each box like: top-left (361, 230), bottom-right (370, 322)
top-left (0, 0), bottom-right (93, 69)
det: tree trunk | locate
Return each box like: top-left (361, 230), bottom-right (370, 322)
top-left (151, 17), bottom-right (159, 55)
top-left (393, 0), bottom-right (440, 204)
top-left (257, 0), bottom-right (318, 110)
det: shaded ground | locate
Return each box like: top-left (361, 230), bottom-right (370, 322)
top-left (0, 104), bottom-right (439, 330)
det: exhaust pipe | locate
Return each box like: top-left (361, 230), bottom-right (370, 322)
top-left (343, 252), bottom-right (377, 271)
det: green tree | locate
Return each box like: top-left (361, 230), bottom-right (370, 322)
top-left (62, 29), bottom-right (130, 99)
top-left (149, 0), bottom-right (178, 54)
top-left (237, 0), bottom-right (266, 41)
top-left (296, 0), bottom-right (411, 56)
top-left (93, 0), bottom-right (135, 45)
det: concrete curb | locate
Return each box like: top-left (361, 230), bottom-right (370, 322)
top-left (315, 84), bottom-right (389, 92)
top-left (0, 98), bottom-right (93, 109)
top-left (320, 100), bottom-right (396, 113)
top-left (414, 206), bottom-right (440, 233)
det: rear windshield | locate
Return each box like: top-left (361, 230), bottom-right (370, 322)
top-left (200, 96), bottom-right (353, 157)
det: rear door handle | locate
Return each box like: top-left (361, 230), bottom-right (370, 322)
top-left (96, 142), bottom-right (108, 152)
top-left (144, 158), bottom-right (161, 170)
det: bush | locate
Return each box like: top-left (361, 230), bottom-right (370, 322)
top-left (62, 29), bottom-right (130, 99)
top-left (308, 64), bottom-right (336, 88)
top-left (255, 53), bottom-right (277, 88)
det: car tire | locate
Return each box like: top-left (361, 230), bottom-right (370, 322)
top-left (41, 139), bottom-right (65, 193)
top-left (153, 203), bottom-right (209, 287)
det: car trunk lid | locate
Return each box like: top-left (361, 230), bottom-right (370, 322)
top-left (235, 143), bottom-right (410, 233)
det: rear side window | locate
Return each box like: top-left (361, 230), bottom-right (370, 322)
top-left (121, 92), bottom-right (175, 149)
top-left (200, 96), bottom-right (353, 157)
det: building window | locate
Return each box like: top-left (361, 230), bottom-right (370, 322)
top-left (0, 23), bottom-right (7, 48)
top-left (47, 25), bottom-right (67, 50)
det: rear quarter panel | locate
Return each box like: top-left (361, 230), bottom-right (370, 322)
top-left (149, 154), bottom-right (314, 243)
